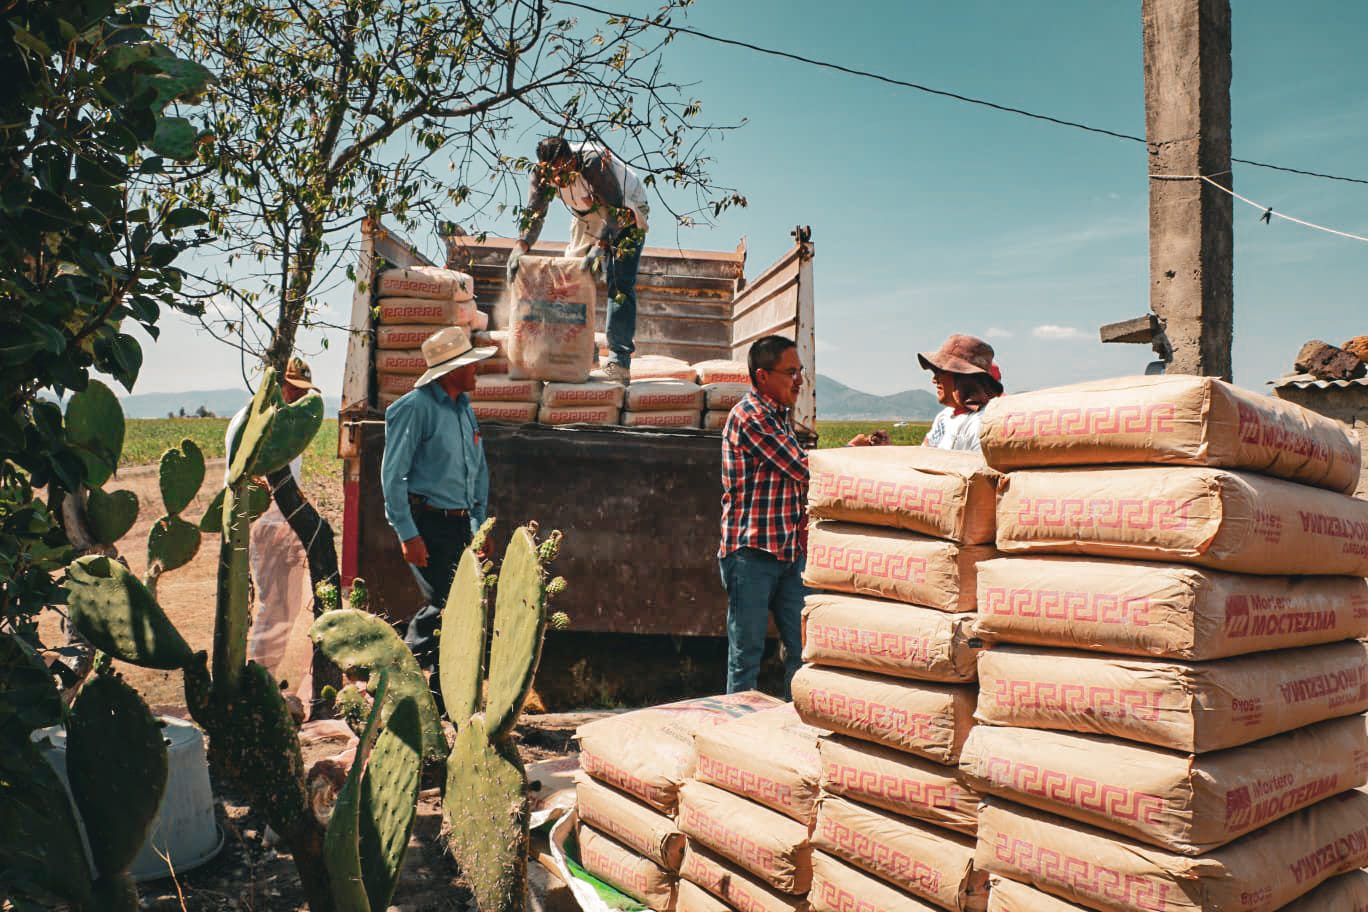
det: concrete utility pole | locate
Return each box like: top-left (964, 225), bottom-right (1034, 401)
top-left (1141, 0), bottom-right (1234, 379)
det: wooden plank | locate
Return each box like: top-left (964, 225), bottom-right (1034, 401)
top-left (792, 245), bottom-right (817, 433)
top-left (447, 235), bottom-right (745, 280)
top-left (730, 285), bottom-right (799, 348)
top-left (340, 221), bottom-right (379, 414)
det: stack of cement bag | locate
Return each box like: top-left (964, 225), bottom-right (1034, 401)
top-left (573, 692), bottom-right (784, 911)
top-left (695, 359), bottom-right (750, 432)
top-left (372, 265), bottom-right (480, 408)
top-left (964, 374), bottom-right (1368, 911)
top-left (623, 379), bottom-right (705, 429)
top-left (673, 703), bottom-right (825, 911)
top-left (792, 446), bottom-right (1002, 912)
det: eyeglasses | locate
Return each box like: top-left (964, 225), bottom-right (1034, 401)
top-left (762, 367), bottom-right (804, 378)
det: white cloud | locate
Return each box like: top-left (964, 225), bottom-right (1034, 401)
top-left (984, 327), bottom-right (1013, 338)
top-left (1032, 324), bottom-right (1084, 340)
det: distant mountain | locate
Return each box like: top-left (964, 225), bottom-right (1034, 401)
top-left (816, 375), bottom-right (941, 421)
top-left (120, 388), bottom-right (341, 419)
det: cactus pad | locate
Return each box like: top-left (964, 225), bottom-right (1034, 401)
top-left (147, 514), bottom-right (201, 572)
top-left (0, 736), bottom-right (95, 908)
top-left (486, 527), bottom-right (548, 738)
top-left (438, 550), bottom-right (486, 724)
top-left (199, 481), bottom-right (270, 533)
top-left (251, 391), bottom-right (324, 477)
top-left (445, 715), bottom-right (529, 912)
top-left (158, 438), bottom-right (205, 515)
top-left (226, 369), bottom-right (281, 485)
top-left (310, 609), bottom-right (446, 761)
top-left (65, 555), bottom-right (194, 669)
top-left (84, 486), bottom-right (139, 545)
top-left (67, 671), bottom-right (169, 881)
top-left (325, 670), bottom-right (388, 912)
top-left (359, 696), bottom-right (422, 911)
top-left (65, 379), bottom-right (125, 487)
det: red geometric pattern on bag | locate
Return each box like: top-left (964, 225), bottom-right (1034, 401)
top-left (807, 544), bottom-right (929, 584)
top-left (680, 851), bottom-right (787, 912)
top-left (987, 679), bottom-right (1162, 723)
top-left (579, 803), bottom-right (658, 859)
top-left (981, 755), bottom-right (1165, 824)
top-left (996, 404), bottom-right (1177, 440)
top-left (807, 623), bottom-right (934, 665)
top-left (680, 802), bottom-right (783, 873)
top-left (817, 815), bottom-right (942, 895)
top-left (580, 751), bottom-right (674, 808)
top-left (810, 471), bottom-right (948, 520)
top-left (981, 586), bottom-right (1152, 627)
top-left (1011, 496), bottom-right (1195, 532)
top-left (582, 841), bottom-right (654, 895)
top-left (992, 833), bottom-right (1172, 910)
top-left (696, 755), bottom-right (801, 816)
top-left (815, 881), bottom-right (884, 912)
top-left (806, 688), bottom-right (935, 741)
top-left (632, 392), bottom-right (700, 409)
top-left (823, 760), bottom-right (963, 812)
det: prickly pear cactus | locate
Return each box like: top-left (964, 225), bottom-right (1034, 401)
top-left (65, 379), bottom-right (125, 487)
top-left (65, 554), bottom-right (194, 669)
top-left (145, 439), bottom-right (206, 579)
top-left (486, 528), bottom-right (549, 737)
top-left (227, 368), bottom-right (324, 485)
top-left (158, 438), bottom-right (206, 515)
top-left (437, 551), bottom-right (486, 725)
top-left (358, 694), bottom-right (422, 910)
top-left (84, 485), bottom-right (140, 546)
top-left (446, 716), bottom-right (529, 911)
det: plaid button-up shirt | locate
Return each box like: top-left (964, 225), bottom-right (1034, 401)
top-left (719, 390), bottom-right (809, 562)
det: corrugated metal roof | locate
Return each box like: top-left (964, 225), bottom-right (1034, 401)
top-left (1269, 373), bottom-right (1368, 390)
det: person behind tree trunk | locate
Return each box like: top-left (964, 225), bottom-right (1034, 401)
top-left (718, 335), bottom-right (810, 698)
top-left (506, 136), bottom-right (650, 386)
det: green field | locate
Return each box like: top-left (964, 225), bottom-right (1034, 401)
top-left (123, 417), bottom-right (340, 481)
top-left (816, 421), bottom-right (930, 448)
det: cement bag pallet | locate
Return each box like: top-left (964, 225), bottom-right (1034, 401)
top-left (702, 410), bottom-right (728, 431)
top-left (576, 775), bottom-right (685, 871)
top-left (959, 716), bottom-right (1368, 855)
top-left (375, 324), bottom-right (442, 350)
top-left (541, 381), bottom-right (625, 409)
top-left (472, 375), bottom-right (541, 402)
top-left (634, 355), bottom-right (698, 382)
top-left (374, 348), bottom-right (428, 375)
top-left (803, 592), bottom-right (980, 683)
top-left (376, 371), bottom-right (417, 396)
top-left (994, 466), bottom-right (1368, 577)
top-left (537, 404), bottom-right (619, 427)
top-left (678, 843), bottom-right (811, 912)
top-left (814, 795), bottom-right (989, 911)
top-left (819, 735), bottom-right (980, 837)
top-left (626, 380), bottom-right (705, 412)
top-left (809, 447), bottom-right (1001, 544)
top-left (471, 401), bottom-right (537, 424)
top-left (622, 409), bottom-right (701, 430)
top-left (576, 692), bottom-right (782, 814)
top-left (792, 665), bottom-right (976, 764)
top-left (976, 789), bottom-right (1368, 912)
top-left (578, 822), bottom-right (677, 912)
top-left (986, 875), bottom-right (1088, 911)
top-left (476, 356), bottom-right (509, 375)
top-left (693, 703), bottom-right (824, 824)
top-left (375, 297), bottom-right (477, 326)
top-left (809, 851), bottom-right (944, 912)
top-left (975, 641), bottom-right (1368, 752)
top-left (506, 255), bottom-right (596, 382)
top-left (1280, 869), bottom-right (1368, 912)
top-left (974, 556), bottom-right (1368, 660)
top-left (376, 265), bottom-right (475, 301)
top-left (677, 780), bottom-right (812, 894)
top-left (805, 521), bottom-right (994, 612)
top-left (704, 382), bottom-right (749, 411)
top-left (694, 359), bottom-right (749, 385)
top-left (978, 374), bottom-right (1362, 494)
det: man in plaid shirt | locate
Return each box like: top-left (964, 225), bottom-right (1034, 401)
top-left (719, 335), bottom-right (810, 696)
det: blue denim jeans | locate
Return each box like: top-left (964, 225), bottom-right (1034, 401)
top-left (719, 548), bottom-right (807, 698)
top-left (605, 227), bottom-right (643, 368)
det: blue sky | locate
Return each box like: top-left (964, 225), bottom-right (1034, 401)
top-left (135, 0), bottom-right (1368, 399)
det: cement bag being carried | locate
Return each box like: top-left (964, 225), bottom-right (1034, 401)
top-left (1279, 869), bottom-right (1368, 912)
top-left (809, 851), bottom-right (944, 912)
top-left (694, 359), bottom-right (750, 385)
top-left (678, 843), bottom-right (811, 912)
top-left (979, 374), bottom-right (1362, 494)
top-left (375, 324), bottom-right (440, 350)
top-left (578, 823), bottom-right (677, 912)
top-left (693, 703), bottom-right (824, 824)
top-left (959, 715), bottom-right (1368, 855)
top-left (376, 265), bottom-right (475, 301)
top-left (805, 521), bottom-right (994, 612)
top-left (575, 691), bottom-right (782, 814)
top-left (537, 404), bottom-right (618, 427)
top-left (633, 355), bottom-right (698, 382)
top-left (375, 297), bottom-right (477, 326)
top-left (813, 795), bottom-right (989, 911)
top-left (506, 255), bottom-right (596, 382)
top-left (376, 372), bottom-right (416, 396)
top-left (374, 348), bottom-right (428, 375)
top-left (470, 401), bottom-right (536, 424)
top-left (622, 409), bottom-right (700, 430)
top-left (809, 447), bottom-right (1001, 544)
top-left (986, 876), bottom-right (1089, 912)
top-left (471, 375), bottom-right (541, 402)
top-left (625, 380), bottom-right (705, 412)
top-left (677, 780), bottom-right (812, 894)
top-left (819, 735), bottom-right (980, 836)
top-left (995, 465), bottom-right (1368, 577)
top-left (704, 382), bottom-right (750, 411)
top-left (976, 790), bottom-right (1368, 912)
top-left (576, 775), bottom-right (685, 871)
top-left (975, 555), bottom-right (1368, 660)
top-left (791, 665), bottom-right (976, 764)
top-left (802, 592), bottom-right (980, 682)
top-left (541, 381), bottom-right (625, 409)
top-left (702, 411), bottom-right (728, 431)
top-left (975, 641), bottom-right (1368, 752)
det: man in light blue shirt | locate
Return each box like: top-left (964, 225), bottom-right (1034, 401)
top-left (381, 326), bottom-right (496, 669)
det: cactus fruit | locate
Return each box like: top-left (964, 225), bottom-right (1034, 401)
top-left (84, 486), bottom-right (139, 545)
top-left (147, 514), bottom-right (201, 572)
top-left (316, 581), bottom-right (341, 612)
top-left (437, 551), bottom-right (486, 724)
top-left (546, 576), bottom-right (567, 599)
top-left (536, 529), bottom-right (563, 564)
top-left (485, 527), bottom-right (548, 737)
top-left (64, 379), bottom-right (125, 487)
top-left (550, 611), bottom-right (570, 631)
top-left (158, 439), bottom-right (205, 515)
top-left (335, 682), bottom-right (371, 732)
top-left (65, 555), bottom-right (194, 669)
top-left (348, 578), bottom-right (369, 611)
top-left (444, 716), bottom-right (530, 912)
top-left (470, 516), bottom-right (496, 557)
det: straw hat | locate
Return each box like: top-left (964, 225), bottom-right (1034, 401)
top-left (413, 326), bottom-right (497, 388)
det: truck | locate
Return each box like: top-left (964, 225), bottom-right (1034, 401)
top-left (338, 219), bottom-right (817, 647)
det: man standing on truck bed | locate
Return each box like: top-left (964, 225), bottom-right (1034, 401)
top-left (506, 136), bottom-right (650, 385)
top-left (381, 326), bottom-right (497, 674)
top-left (718, 335), bottom-right (810, 698)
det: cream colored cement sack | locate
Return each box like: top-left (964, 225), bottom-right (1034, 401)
top-left (625, 380), bottom-right (705, 411)
top-left (802, 592), bottom-right (980, 682)
top-left (470, 401), bottom-right (537, 424)
top-left (633, 355), bottom-right (698, 382)
top-left (994, 465), bottom-right (1368, 577)
top-left (375, 296), bottom-right (477, 326)
top-left (792, 665), bottom-right (976, 764)
top-left (678, 843), bottom-right (811, 912)
top-left (622, 409), bottom-right (701, 430)
top-left (374, 348), bottom-right (428, 375)
top-left (819, 735), bottom-right (980, 836)
top-left (541, 381), bottom-right (625, 409)
top-left (694, 359), bottom-right (749, 385)
top-left (376, 265), bottom-right (475, 301)
top-left (986, 876), bottom-right (1088, 911)
top-left (675, 880), bottom-right (730, 912)
top-left (472, 375), bottom-right (541, 402)
top-left (976, 641), bottom-right (1368, 752)
top-left (576, 691), bottom-right (782, 813)
top-left (506, 256), bottom-right (596, 382)
top-left (975, 555), bottom-right (1368, 659)
top-left (1279, 869), bottom-right (1368, 912)
top-left (704, 382), bottom-right (750, 411)
top-left (576, 775), bottom-right (685, 871)
top-left (578, 823), bottom-right (677, 912)
top-left (976, 790), bottom-right (1368, 912)
top-left (375, 324), bottom-right (441, 350)
top-left (813, 795), bottom-right (989, 911)
top-left (979, 374), bottom-right (1362, 494)
top-left (959, 716), bottom-right (1368, 854)
top-left (537, 404), bottom-right (618, 426)
top-left (805, 521), bottom-right (994, 612)
top-left (702, 410), bottom-right (728, 431)
top-left (677, 780), bottom-right (812, 894)
top-left (808, 851), bottom-right (944, 912)
top-left (808, 447), bottom-right (1001, 543)
top-left (693, 703), bottom-right (824, 824)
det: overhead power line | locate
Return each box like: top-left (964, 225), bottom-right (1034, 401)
top-left (556, 0), bottom-right (1368, 187)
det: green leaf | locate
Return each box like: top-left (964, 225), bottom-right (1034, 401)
top-left (94, 333), bottom-right (142, 392)
top-left (164, 207), bottom-right (208, 230)
top-left (85, 487), bottom-right (139, 545)
top-left (0, 735), bottom-right (95, 907)
top-left (149, 116), bottom-right (197, 160)
top-left (65, 379), bottom-right (125, 487)
top-left (9, 25), bottom-right (53, 57)
top-left (0, 634), bottom-right (62, 735)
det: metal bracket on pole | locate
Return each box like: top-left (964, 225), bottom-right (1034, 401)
top-left (1100, 313), bottom-right (1173, 375)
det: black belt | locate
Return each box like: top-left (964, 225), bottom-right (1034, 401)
top-left (409, 495), bottom-right (469, 519)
